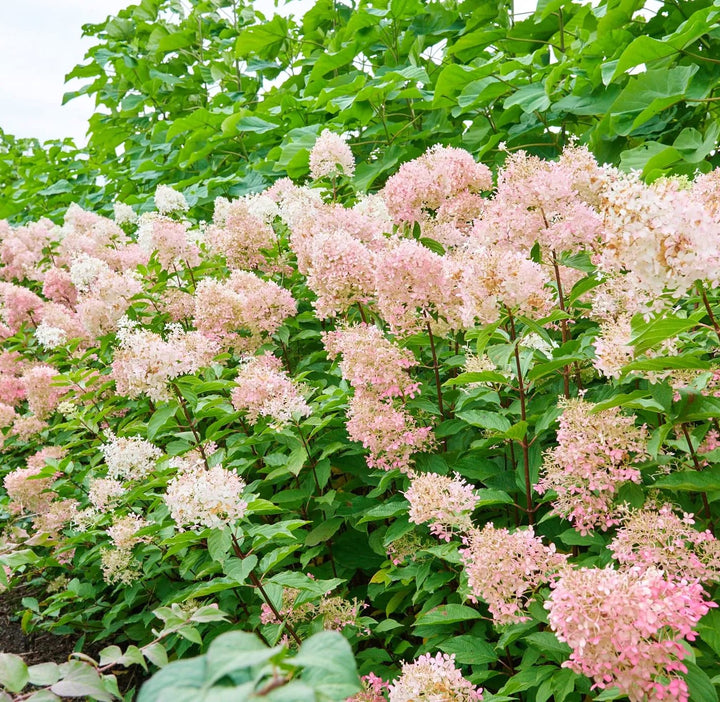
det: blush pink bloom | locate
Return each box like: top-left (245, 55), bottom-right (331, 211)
top-left (305, 230), bottom-right (376, 319)
top-left (346, 392), bottom-right (434, 474)
top-left (374, 238), bottom-right (447, 336)
top-left (42, 267), bottom-right (78, 308)
top-left (323, 324), bottom-right (419, 399)
top-left (309, 129), bottom-right (355, 180)
top-left (0, 219), bottom-right (57, 282)
top-left (537, 398), bottom-right (648, 534)
top-left (472, 148), bottom-right (602, 255)
top-left (459, 524), bottom-right (567, 624)
top-left (230, 354), bottom-right (310, 428)
top-left (388, 652), bottom-right (483, 702)
top-left (382, 145), bottom-right (492, 225)
top-left (136, 215), bottom-right (200, 269)
top-left (206, 195), bottom-right (277, 271)
top-left (21, 365), bottom-right (67, 419)
top-left (112, 325), bottom-right (219, 402)
top-left (546, 566), bottom-right (714, 702)
top-left (0, 282), bottom-right (44, 332)
top-left (405, 471), bottom-right (478, 541)
top-left (194, 271), bottom-right (296, 353)
top-left (610, 503), bottom-right (720, 583)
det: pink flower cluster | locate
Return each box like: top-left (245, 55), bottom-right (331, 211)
top-left (323, 324), bottom-right (420, 399)
top-left (194, 270), bottom-right (296, 353)
top-left (21, 365), bottom-right (66, 419)
top-left (610, 503), bottom-right (720, 583)
top-left (207, 195), bottom-right (277, 271)
top-left (324, 325), bottom-right (433, 473)
top-left (136, 215), bottom-right (200, 270)
top-left (309, 129), bottom-right (355, 180)
top-left (305, 230), bottom-right (376, 319)
top-left (112, 323), bottom-right (219, 402)
top-left (472, 147), bottom-right (602, 254)
top-left (387, 652), bottom-right (483, 702)
top-left (230, 354), bottom-right (310, 428)
top-left (374, 239), bottom-right (447, 335)
top-left (346, 394), bottom-right (434, 474)
top-left (546, 566), bottom-right (714, 702)
top-left (459, 524), bottom-right (567, 624)
top-left (3, 446), bottom-right (75, 536)
top-left (405, 472), bottom-right (478, 541)
top-left (536, 398), bottom-right (648, 534)
top-left (345, 673), bottom-right (390, 702)
top-left (382, 145), bottom-right (491, 224)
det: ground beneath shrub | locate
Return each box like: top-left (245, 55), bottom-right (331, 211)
top-left (0, 586), bottom-right (77, 664)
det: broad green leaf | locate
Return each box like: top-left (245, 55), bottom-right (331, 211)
top-left (0, 653), bottom-right (29, 693)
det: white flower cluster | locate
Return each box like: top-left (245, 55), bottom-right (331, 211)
top-left (101, 434), bottom-right (162, 481)
top-left (154, 185), bottom-right (189, 215)
top-left (35, 322), bottom-right (67, 349)
top-left (164, 463), bottom-right (247, 531)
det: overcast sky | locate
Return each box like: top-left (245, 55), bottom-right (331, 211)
top-left (0, 0), bottom-right (536, 145)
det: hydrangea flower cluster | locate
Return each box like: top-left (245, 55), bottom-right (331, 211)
top-left (206, 195), bottom-right (277, 271)
top-left (230, 354), bottom-right (310, 428)
top-left (546, 566), bottom-right (714, 702)
top-left (405, 471), bottom-right (478, 541)
top-left (136, 215), bottom-right (200, 270)
top-left (387, 652), bottom-right (483, 702)
top-left (324, 324), bottom-right (433, 473)
top-left (345, 673), bottom-right (390, 702)
top-left (610, 503), bottom-right (720, 582)
top-left (309, 129), bottom-right (355, 180)
top-left (100, 434), bottom-right (163, 481)
top-left (193, 270), bottom-right (296, 352)
top-left (323, 324), bottom-right (420, 399)
top-left (154, 184), bottom-right (189, 215)
top-left (100, 514), bottom-right (152, 585)
top-left (459, 524), bottom-right (567, 624)
top-left (382, 144), bottom-right (492, 224)
top-left (537, 398), bottom-right (648, 534)
top-left (164, 462), bottom-right (248, 531)
top-left (305, 229), bottom-right (376, 319)
top-left (112, 323), bottom-right (219, 401)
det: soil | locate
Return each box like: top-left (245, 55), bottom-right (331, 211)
top-left (0, 587), bottom-right (148, 697)
top-left (0, 586), bottom-right (77, 665)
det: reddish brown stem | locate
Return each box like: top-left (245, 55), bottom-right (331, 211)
top-left (699, 282), bottom-right (720, 344)
top-left (425, 318), bottom-right (445, 421)
top-left (507, 309), bottom-right (534, 525)
top-left (680, 423), bottom-right (714, 529)
top-left (551, 251), bottom-right (571, 399)
top-left (230, 534), bottom-right (302, 646)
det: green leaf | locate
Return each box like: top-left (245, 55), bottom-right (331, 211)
top-left (304, 518), bottom-right (342, 547)
top-left (444, 371), bottom-right (508, 386)
top-left (654, 468), bottom-right (720, 492)
top-left (51, 661), bottom-right (114, 701)
top-left (456, 410), bottom-right (511, 433)
top-left (414, 604), bottom-right (482, 627)
top-left (438, 635), bottom-right (497, 664)
top-left (27, 663), bottom-right (60, 687)
top-left (0, 653), bottom-right (29, 693)
top-left (205, 632), bottom-right (279, 686)
top-left (223, 555), bottom-right (258, 585)
top-left (292, 632), bottom-right (361, 699)
top-left (631, 310), bottom-right (704, 354)
top-left (685, 661), bottom-right (718, 702)
top-left (474, 489), bottom-right (514, 508)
